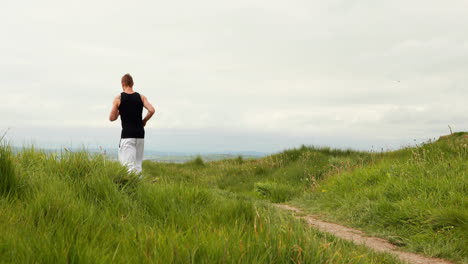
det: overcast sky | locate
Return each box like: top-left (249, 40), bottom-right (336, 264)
top-left (1, 0), bottom-right (467, 153)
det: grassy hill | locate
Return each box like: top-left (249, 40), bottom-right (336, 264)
top-left (292, 133), bottom-right (468, 262)
top-left (1, 133), bottom-right (466, 263)
top-left (143, 132), bottom-right (467, 263)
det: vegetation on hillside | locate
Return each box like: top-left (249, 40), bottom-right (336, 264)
top-left (293, 133), bottom-right (468, 262)
top-left (1, 133), bottom-right (466, 263)
top-left (144, 133), bottom-right (468, 263)
top-left (0, 143), bottom-right (399, 263)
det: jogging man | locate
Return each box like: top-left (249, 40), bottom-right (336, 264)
top-left (109, 73), bottom-right (155, 174)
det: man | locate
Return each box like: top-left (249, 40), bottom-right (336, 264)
top-left (109, 73), bottom-right (155, 174)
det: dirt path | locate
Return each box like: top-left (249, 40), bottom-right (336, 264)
top-left (275, 204), bottom-right (453, 264)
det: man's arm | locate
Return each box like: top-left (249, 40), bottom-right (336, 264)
top-left (141, 95), bottom-right (155, 127)
top-left (109, 95), bottom-right (120, 121)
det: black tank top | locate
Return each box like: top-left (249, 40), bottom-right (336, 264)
top-left (119, 92), bottom-right (145, 138)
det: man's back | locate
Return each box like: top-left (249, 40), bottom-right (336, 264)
top-left (119, 92), bottom-right (144, 139)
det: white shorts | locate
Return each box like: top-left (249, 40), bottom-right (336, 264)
top-left (118, 138), bottom-right (144, 174)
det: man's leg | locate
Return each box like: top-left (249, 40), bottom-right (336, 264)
top-left (135, 138), bottom-right (145, 175)
top-left (118, 138), bottom-right (137, 172)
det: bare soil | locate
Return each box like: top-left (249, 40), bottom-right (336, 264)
top-left (275, 204), bottom-right (453, 264)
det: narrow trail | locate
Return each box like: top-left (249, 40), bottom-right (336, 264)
top-left (275, 204), bottom-right (453, 264)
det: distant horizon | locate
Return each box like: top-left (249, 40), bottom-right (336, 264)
top-left (3, 126), bottom-right (453, 154)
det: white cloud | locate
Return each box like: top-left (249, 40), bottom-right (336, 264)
top-left (1, 0), bottom-right (467, 151)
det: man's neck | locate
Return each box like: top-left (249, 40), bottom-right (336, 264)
top-left (123, 86), bottom-right (134, 93)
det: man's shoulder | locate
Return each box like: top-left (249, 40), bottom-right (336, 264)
top-left (113, 94), bottom-right (121, 105)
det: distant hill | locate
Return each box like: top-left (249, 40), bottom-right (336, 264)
top-left (10, 145), bottom-right (267, 163)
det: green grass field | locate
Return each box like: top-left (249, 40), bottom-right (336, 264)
top-left (1, 133), bottom-right (467, 263)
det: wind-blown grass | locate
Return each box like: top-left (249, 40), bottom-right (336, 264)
top-left (293, 134), bottom-right (468, 262)
top-left (0, 146), bottom-right (399, 263)
top-left (144, 133), bottom-right (468, 263)
top-left (0, 140), bottom-right (18, 197)
top-left (0, 144), bottom-right (17, 197)
top-left (2, 133), bottom-right (466, 262)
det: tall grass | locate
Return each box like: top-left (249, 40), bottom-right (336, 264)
top-left (3, 133), bottom-right (466, 262)
top-left (0, 144), bottom-right (17, 197)
top-left (0, 146), bottom-right (400, 263)
top-left (293, 134), bottom-right (468, 262)
top-left (143, 134), bottom-right (467, 263)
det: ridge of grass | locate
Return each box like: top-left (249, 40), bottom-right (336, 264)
top-left (292, 134), bottom-right (468, 262)
top-left (144, 133), bottom-right (468, 263)
top-left (2, 133), bottom-right (466, 263)
top-left (0, 144), bottom-right (400, 263)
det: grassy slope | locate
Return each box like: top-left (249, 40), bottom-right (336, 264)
top-left (144, 133), bottom-right (467, 263)
top-left (0, 145), bottom-right (399, 263)
top-left (292, 133), bottom-right (468, 263)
